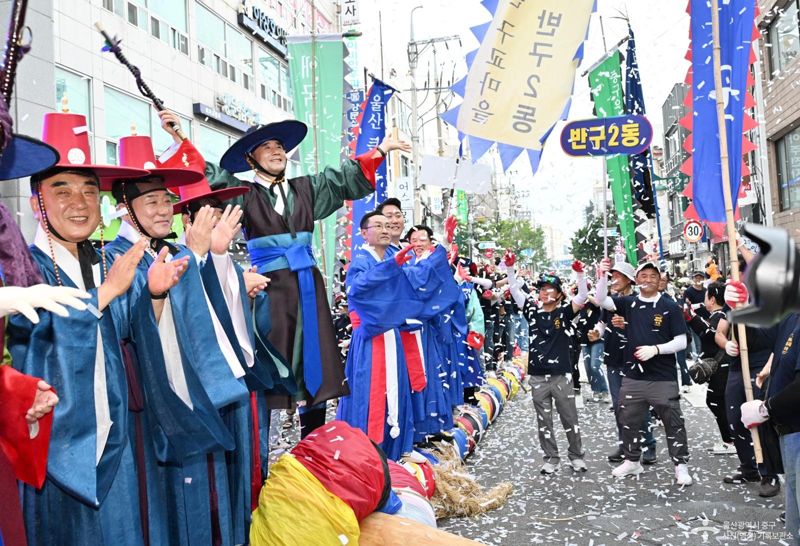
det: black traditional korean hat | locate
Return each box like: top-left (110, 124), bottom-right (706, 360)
top-left (219, 119), bottom-right (307, 174)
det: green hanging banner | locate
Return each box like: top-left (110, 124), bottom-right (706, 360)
top-left (456, 190), bottom-right (469, 225)
top-left (588, 52), bottom-right (637, 264)
top-left (287, 35), bottom-right (346, 301)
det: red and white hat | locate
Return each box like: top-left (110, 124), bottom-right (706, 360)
top-left (117, 135), bottom-right (204, 188)
top-left (40, 112), bottom-right (147, 190)
top-left (165, 140), bottom-right (250, 214)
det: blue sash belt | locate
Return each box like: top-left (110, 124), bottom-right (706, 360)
top-left (247, 232), bottom-right (322, 397)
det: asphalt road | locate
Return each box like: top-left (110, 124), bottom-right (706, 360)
top-left (438, 382), bottom-right (788, 546)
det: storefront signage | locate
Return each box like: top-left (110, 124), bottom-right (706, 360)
top-left (193, 95), bottom-right (260, 133)
top-left (238, 0), bottom-right (288, 58)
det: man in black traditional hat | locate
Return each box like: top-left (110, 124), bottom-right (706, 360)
top-left (213, 120), bottom-right (410, 437)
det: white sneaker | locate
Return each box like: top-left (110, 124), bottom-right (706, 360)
top-left (612, 460), bottom-right (643, 479)
top-left (675, 464), bottom-right (693, 486)
top-left (600, 392), bottom-right (611, 404)
top-left (574, 393), bottom-right (585, 409)
top-left (570, 458), bottom-right (588, 472)
top-left (540, 462), bottom-right (558, 474)
top-left (710, 442), bottom-right (736, 455)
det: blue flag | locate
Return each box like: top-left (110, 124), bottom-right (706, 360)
top-left (351, 79), bottom-right (395, 252)
top-left (690, 0), bottom-right (755, 223)
top-left (624, 25), bottom-right (656, 218)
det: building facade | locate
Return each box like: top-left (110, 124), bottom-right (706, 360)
top-left (1, 0), bottom-right (337, 239)
top-left (758, 0), bottom-right (800, 234)
top-left (659, 82), bottom-right (712, 276)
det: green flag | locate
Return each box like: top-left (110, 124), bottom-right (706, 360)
top-left (288, 35), bottom-right (346, 301)
top-left (588, 52), bottom-right (637, 264)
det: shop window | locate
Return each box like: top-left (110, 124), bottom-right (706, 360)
top-left (777, 126), bottom-right (800, 210)
top-left (196, 2), bottom-right (253, 90)
top-left (55, 67), bottom-right (93, 128)
top-left (767, 1), bottom-right (800, 76)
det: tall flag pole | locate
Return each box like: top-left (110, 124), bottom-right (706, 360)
top-left (697, 0), bottom-right (762, 462)
top-left (587, 52), bottom-right (638, 264)
top-left (623, 26), bottom-right (655, 218)
top-left (624, 25), bottom-right (664, 261)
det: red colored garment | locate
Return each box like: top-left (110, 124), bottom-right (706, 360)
top-left (350, 311), bottom-right (390, 444)
top-left (158, 139), bottom-right (206, 173)
top-left (387, 460), bottom-right (426, 498)
top-left (0, 447), bottom-right (26, 546)
top-left (354, 149), bottom-right (385, 188)
top-left (292, 420), bottom-right (388, 521)
top-left (400, 331), bottom-right (426, 392)
top-left (0, 366), bottom-right (52, 487)
top-left (0, 366), bottom-right (54, 546)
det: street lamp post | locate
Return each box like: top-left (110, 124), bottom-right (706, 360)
top-left (408, 5), bottom-right (423, 225)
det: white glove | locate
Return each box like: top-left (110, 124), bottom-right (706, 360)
top-left (634, 345), bottom-right (659, 362)
top-left (725, 340), bottom-right (740, 357)
top-left (594, 321), bottom-right (607, 337)
top-left (724, 280), bottom-right (749, 308)
top-left (573, 270), bottom-right (589, 306)
top-left (0, 285), bottom-right (90, 323)
top-left (740, 400), bottom-right (768, 429)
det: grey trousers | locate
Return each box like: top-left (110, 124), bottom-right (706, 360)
top-left (530, 374), bottom-right (584, 463)
top-left (618, 377), bottom-right (690, 464)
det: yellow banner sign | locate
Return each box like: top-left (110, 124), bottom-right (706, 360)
top-left (456, 0), bottom-right (594, 150)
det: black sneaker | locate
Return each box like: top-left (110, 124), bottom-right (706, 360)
top-left (723, 472), bottom-right (760, 484)
top-left (642, 447), bottom-right (657, 465)
top-left (758, 477), bottom-right (781, 498)
top-left (607, 448), bottom-right (624, 463)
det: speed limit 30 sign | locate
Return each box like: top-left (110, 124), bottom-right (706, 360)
top-left (683, 220), bottom-right (703, 243)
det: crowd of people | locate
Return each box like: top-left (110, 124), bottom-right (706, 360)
top-left (0, 109), bottom-right (798, 546)
top-left (325, 207), bottom-right (799, 541)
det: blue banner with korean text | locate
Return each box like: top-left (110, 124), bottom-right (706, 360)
top-left (560, 115), bottom-right (652, 157)
top-left (690, 0), bottom-right (755, 223)
top-left (351, 80), bottom-right (395, 252)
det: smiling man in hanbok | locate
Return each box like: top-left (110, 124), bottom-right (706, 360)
top-left (105, 132), bottom-right (254, 546)
top-left (337, 211), bottom-right (422, 458)
top-left (215, 121), bottom-right (410, 437)
top-left (7, 111), bottom-right (186, 546)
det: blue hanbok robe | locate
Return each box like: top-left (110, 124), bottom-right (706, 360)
top-left (404, 246), bottom-right (462, 441)
top-left (105, 230), bottom-right (249, 546)
top-left (199, 252), bottom-right (297, 542)
top-left (437, 304), bottom-right (464, 409)
top-left (337, 246), bottom-right (427, 460)
top-left (8, 238), bottom-right (143, 546)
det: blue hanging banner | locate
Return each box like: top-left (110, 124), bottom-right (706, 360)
top-left (351, 79), bottom-right (395, 253)
top-left (560, 114), bottom-right (653, 157)
top-left (690, 0), bottom-right (755, 223)
top-left (624, 25), bottom-right (656, 218)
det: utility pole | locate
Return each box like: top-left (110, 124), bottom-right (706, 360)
top-left (408, 5), bottom-right (423, 225)
top-left (433, 45), bottom-right (444, 157)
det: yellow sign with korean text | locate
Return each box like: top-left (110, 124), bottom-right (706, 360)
top-left (455, 0), bottom-right (594, 150)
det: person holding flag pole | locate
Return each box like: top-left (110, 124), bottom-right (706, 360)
top-left (704, 0), bottom-right (763, 465)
